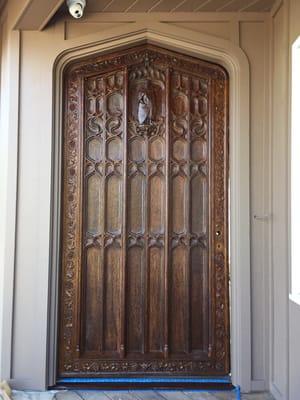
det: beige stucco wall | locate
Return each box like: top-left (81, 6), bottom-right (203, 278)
top-left (0, 2), bottom-right (274, 393)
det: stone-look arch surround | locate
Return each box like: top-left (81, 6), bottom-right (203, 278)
top-left (48, 22), bottom-right (251, 391)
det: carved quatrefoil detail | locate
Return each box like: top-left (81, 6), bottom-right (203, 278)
top-left (128, 162), bottom-right (146, 176)
top-left (172, 233), bottom-right (207, 249)
top-left (190, 161), bottom-right (207, 177)
top-left (171, 161), bottom-right (188, 176)
top-left (149, 161), bottom-right (164, 176)
top-left (148, 234), bottom-right (164, 247)
top-left (128, 234), bottom-right (145, 248)
top-left (85, 233), bottom-right (121, 248)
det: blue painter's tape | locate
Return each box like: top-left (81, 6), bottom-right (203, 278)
top-left (57, 376), bottom-right (231, 384)
top-left (235, 385), bottom-right (241, 400)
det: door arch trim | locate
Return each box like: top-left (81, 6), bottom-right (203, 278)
top-left (49, 22), bottom-right (251, 391)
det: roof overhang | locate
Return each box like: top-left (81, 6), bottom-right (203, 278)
top-left (13, 0), bottom-right (64, 30)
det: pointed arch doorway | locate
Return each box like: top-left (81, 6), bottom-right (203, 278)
top-left (56, 44), bottom-right (230, 387)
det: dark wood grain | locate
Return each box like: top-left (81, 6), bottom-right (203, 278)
top-left (58, 44), bottom-right (229, 382)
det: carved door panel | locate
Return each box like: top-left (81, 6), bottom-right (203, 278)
top-left (58, 45), bottom-right (229, 382)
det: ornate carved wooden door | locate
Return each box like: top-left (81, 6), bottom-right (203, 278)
top-left (58, 44), bottom-right (229, 384)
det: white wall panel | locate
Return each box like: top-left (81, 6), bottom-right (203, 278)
top-left (270, 3), bottom-right (289, 399)
top-left (240, 20), bottom-right (270, 387)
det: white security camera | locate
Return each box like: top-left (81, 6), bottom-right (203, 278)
top-left (67, 0), bottom-right (86, 19)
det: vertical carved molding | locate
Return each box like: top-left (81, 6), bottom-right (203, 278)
top-left (120, 67), bottom-right (128, 359)
top-left (164, 67), bottom-right (170, 359)
top-left (60, 71), bottom-right (82, 371)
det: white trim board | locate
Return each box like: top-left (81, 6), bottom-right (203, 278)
top-left (0, 24), bottom-right (20, 381)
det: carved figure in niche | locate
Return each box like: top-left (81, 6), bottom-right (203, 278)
top-left (138, 91), bottom-right (152, 124)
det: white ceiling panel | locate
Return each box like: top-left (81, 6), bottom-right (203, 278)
top-left (85, 0), bottom-right (276, 12)
top-left (173, 0), bottom-right (209, 12)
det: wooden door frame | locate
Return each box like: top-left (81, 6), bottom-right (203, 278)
top-left (48, 22), bottom-right (251, 391)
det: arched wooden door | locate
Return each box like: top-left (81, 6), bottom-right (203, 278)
top-left (58, 44), bottom-right (229, 385)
